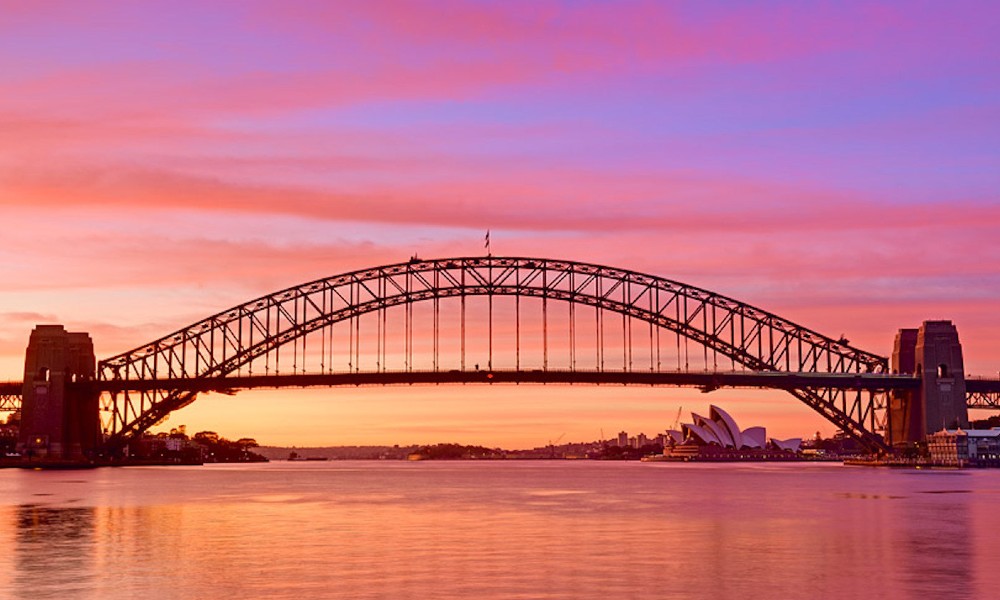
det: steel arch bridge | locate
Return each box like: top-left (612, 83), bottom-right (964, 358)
top-left (97, 256), bottom-right (894, 452)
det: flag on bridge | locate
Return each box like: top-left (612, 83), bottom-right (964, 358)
top-left (485, 230), bottom-right (491, 255)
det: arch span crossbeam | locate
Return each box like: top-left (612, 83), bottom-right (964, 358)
top-left (97, 257), bottom-right (889, 450)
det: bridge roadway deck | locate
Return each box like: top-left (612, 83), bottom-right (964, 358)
top-left (93, 370), bottom-right (926, 394)
top-left (4, 372), bottom-right (1000, 408)
top-left (967, 378), bottom-right (1000, 392)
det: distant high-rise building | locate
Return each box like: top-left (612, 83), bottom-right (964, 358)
top-left (617, 431), bottom-right (628, 447)
top-left (636, 433), bottom-right (648, 448)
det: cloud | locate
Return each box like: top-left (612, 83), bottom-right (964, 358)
top-left (4, 160), bottom-right (999, 234)
top-left (0, 311), bottom-right (59, 323)
top-left (4, 1), bottom-right (996, 124)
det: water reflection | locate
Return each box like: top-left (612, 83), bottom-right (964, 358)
top-left (895, 485), bottom-right (974, 595)
top-left (0, 463), bottom-right (997, 599)
top-left (14, 504), bottom-right (96, 598)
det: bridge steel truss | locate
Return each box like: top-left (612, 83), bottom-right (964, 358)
top-left (968, 393), bottom-right (1000, 409)
top-left (0, 381), bottom-right (21, 412)
top-left (967, 378), bottom-right (1000, 410)
top-left (97, 257), bottom-right (893, 452)
top-left (0, 394), bottom-right (19, 413)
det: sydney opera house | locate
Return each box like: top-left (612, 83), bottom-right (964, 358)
top-left (661, 405), bottom-right (802, 461)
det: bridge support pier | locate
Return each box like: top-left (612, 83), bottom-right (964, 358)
top-left (889, 320), bottom-right (968, 445)
top-left (17, 325), bottom-right (100, 462)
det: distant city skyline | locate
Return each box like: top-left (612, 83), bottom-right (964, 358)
top-left (2, 1), bottom-right (998, 447)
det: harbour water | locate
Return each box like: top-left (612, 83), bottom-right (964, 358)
top-left (1, 461), bottom-right (998, 599)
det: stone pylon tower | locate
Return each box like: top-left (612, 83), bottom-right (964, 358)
top-left (17, 325), bottom-right (100, 461)
top-left (889, 320), bottom-right (968, 445)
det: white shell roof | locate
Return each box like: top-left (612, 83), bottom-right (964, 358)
top-left (741, 426), bottom-right (767, 449)
top-left (665, 430), bottom-right (685, 444)
top-left (771, 438), bottom-right (802, 452)
top-left (682, 422), bottom-right (720, 446)
top-left (695, 413), bottom-right (734, 448)
top-left (670, 406), bottom-right (777, 451)
top-left (710, 405), bottom-right (743, 449)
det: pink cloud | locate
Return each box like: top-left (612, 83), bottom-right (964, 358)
top-left (0, 311), bottom-right (59, 323)
top-left (3, 1), bottom-right (992, 124)
top-left (0, 158), bottom-right (968, 216)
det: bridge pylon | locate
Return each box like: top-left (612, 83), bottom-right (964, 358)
top-left (17, 325), bottom-right (100, 461)
top-left (889, 320), bottom-right (968, 445)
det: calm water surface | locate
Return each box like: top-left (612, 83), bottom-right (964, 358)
top-left (1, 461), bottom-right (998, 599)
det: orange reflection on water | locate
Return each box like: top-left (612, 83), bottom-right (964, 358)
top-left (0, 462), bottom-right (998, 599)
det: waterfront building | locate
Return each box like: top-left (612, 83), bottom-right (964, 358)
top-left (662, 405), bottom-right (802, 461)
top-left (617, 431), bottom-right (628, 447)
top-left (927, 428), bottom-right (1000, 467)
top-left (131, 433), bottom-right (206, 463)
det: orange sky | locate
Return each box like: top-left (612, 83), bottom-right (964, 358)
top-left (2, 1), bottom-right (999, 447)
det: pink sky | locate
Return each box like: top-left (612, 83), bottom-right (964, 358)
top-left (2, 1), bottom-right (999, 447)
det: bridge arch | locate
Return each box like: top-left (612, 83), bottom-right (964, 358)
top-left (97, 257), bottom-right (889, 451)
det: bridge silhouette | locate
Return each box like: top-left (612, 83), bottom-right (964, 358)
top-left (4, 256), bottom-right (1000, 459)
